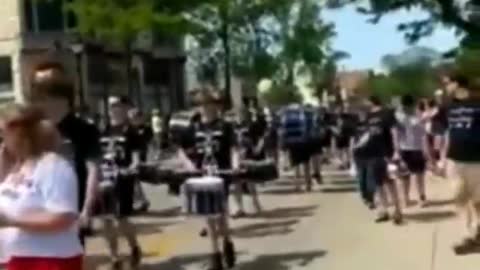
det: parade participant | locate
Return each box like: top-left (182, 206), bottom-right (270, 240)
top-left (0, 104), bottom-right (83, 270)
top-left (27, 61), bottom-right (101, 246)
top-left (128, 108), bottom-right (152, 212)
top-left (101, 96), bottom-right (142, 268)
top-left (438, 74), bottom-right (480, 254)
top-left (232, 98), bottom-right (265, 217)
top-left (179, 88), bottom-right (238, 270)
top-left (278, 104), bottom-right (316, 192)
top-left (392, 95), bottom-right (429, 207)
top-left (425, 92), bottom-right (448, 165)
top-left (351, 110), bottom-right (375, 209)
top-left (332, 106), bottom-right (355, 169)
top-left (353, 96), bottom-right (403, 224)
top-left (151, 109), bottom-right (163, 150)
top-left (305, 104), bottom-right (323, 184)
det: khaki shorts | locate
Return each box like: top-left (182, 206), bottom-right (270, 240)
top-left (447, 160), bottom-right (480, 206)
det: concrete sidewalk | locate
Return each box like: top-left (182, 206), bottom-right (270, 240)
top-left (85, 170), bottom-right (480, 270)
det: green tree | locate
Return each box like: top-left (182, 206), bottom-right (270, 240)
top-left (329, 0), bottom-right (480, 45)
top-left (364, 47), bottom-right (440, 100)
top-left (187, 0), bottom-right (291, 106)
top-left (68, 0), bottom-right (159, 103)
top-left (455, 48), bottom-right (480, 80)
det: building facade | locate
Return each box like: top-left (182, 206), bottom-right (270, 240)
top-left (0, 0), bottom-right (187, 115)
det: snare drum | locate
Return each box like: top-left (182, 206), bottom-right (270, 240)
top-left (183, 176), bottom-right (225, 216)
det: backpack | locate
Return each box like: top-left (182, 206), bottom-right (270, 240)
top-left (278, 106), bottom-right (309, 146)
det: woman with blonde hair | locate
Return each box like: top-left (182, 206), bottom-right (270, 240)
top-left (0, 104), bottom-right (82, 270)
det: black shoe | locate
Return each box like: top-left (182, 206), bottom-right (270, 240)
top-left (209, 252), bottom-right (224, 270)
top-left (130, 246), bottom-right (142, 268)
top-left (137, 201), bottom-right (150, 213)
top-left (392, 212), bottom-right (403, 225)
top-left (223, 240), bottom-right (236, 268)
top-left (453, 238), bottom-right (478, 255)
top-left (232, 210), bottom-right (247, 219)
top-left (111, 259), bottom-right (122, 270)
top-left (375, 212), bottom-right (390, 223)
top-left (367, 202), bottom-right (376, 210)
top-left (200, 228), bottom-right (208, 237)
top-left (313, 174), bottom-right (323, 185)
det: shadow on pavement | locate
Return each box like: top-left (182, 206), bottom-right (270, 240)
top-left (134, 221), bottom-right (178, 235)
top-left (256, 205), bottom-right (318, 219)
top-left (404, 210), bottom-right (456, 223)
top-left (141, 206), bottom-right (183, 218)
top-left (139, 250), bottom-right (326, 270)
top-left (425, 199), bottom-right (454, 208)
top-left (232, 219), bottom-right (299, 238)
top-left (86, 250), bottom-right (158, 270)
top-left (329, 179), bottom-right (357, 186)
top-left (139, 253), bottom-right (214, 270)
top-left (236, 250), bottom-right (327, 270)
top-left (262, 188), bottom-right (322, 195)
top-left (321, 186), bottom-right (357, 193)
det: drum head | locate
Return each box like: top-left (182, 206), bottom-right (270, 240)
top-left (186, 176), bottom-right (223, 185)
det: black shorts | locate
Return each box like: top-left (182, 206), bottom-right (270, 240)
top-left (335, 136), bottom-right (350, 149)
top-left (287, 142), bottom-right (314, 166)
top-left (400, 150), bottom-right (426, 174)
top-left (115, 176), bottom-right (135, 217)
top-left (94, 176), bottom-right (135, 218)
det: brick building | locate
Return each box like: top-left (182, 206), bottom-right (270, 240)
top-left (0, 0), bottom-right (187, 115)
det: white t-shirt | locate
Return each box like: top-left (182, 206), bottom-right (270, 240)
top-left (0, 153), bottom-right (82, 259)
top-left (395, 110), bottom-right (426, 151)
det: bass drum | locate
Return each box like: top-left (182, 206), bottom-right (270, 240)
top-left (241, 159), bottom-right (279, 183)
top-left (168, 110), bottom-right (200, 148)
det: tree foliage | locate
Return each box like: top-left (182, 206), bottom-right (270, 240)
top-left (363, 47), bottom-right (440, 100)
top-left (329, 0), bottom-right (480, 45)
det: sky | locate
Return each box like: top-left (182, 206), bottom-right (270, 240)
top-left (322, 6), bottom-right (460, 70)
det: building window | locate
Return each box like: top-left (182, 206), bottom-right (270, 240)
top-left (0, 57), bottom-right (13, 93)
top-left (23, 0), bottom-right (76, 33)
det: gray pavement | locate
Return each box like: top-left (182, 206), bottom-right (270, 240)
top-left (85, 170), bottom-right (480, 270)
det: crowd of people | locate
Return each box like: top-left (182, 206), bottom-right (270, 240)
top-left (0, 56), bottom-right (478, 270)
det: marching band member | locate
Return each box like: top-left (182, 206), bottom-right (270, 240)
top-left (179, 88), bottom-right (238, 270)
top-left (128, 108), bottom-right (152, 212)
top-left (26, 61), bottom-right (101, 246)
top-left (101, 96), bottom-right (142, 269)
top-left (232, 98), bottom-right (265, 217)
top-left (0, 104), bottom-right (83, 270)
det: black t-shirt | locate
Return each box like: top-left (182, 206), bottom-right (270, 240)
top-left (102, 124), bottom-right (142, 168)
top-left (131, 124), bottom-right (153, 161)
top-left (431, 106), bottom-right (448, 135)
top-left (355, 109), bottom-right (395, 158)
top-left (447, 98), bottom-right (480, 162)
top-left (57, 113), bottom-right (101, 208)
top-left (336, 113), bottom-right (357, 139)
top-left (185, 117), bottom-right (235, 170)
top-left (246, 109), bottom-right (268, 144)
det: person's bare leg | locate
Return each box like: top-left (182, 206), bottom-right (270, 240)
top-left (377, 185), bottom-right (389, 217)
top-left (304, 162), bottom-right (312, 192)
top-left (400, 176), bottom-right (411, 207)
top-left (312, 154), bottom-right (322, 184)
top-left (232, 183), bottom-right (245, 216)
top-left (414, 173), bottom-right (427, 204)
top-left (102, 218), bottom-right (120, 262)
top-left (117, 218), bottom-right (139, 249)
top-left (248, 183), bottom-right (262, 213)
top-left (218, 211), bottom-right (236, 267)
top-left (207, 218), bottom-right (220, 252)
top-left (386, 180), bottom-right (402, 223)
top-left (294, 166), bottom-right (302, 192)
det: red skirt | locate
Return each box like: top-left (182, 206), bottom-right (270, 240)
top-left (7, 255), bottom-right (83, 270)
